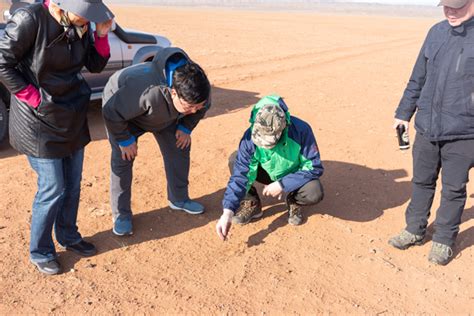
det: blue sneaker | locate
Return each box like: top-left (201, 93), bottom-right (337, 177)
top-left (169, 200), bottom-right (204, 215)
top-left (113, 217), bottom-right (133, 236)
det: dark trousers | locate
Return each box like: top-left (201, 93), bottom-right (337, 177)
top-left (108, 123), bottom-right (190, 221)
top-left (405, 134), bottom-right (474, 246)
top-left (228, 151), bottom-right (324, 206)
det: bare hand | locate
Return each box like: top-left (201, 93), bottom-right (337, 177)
top-left (96, 19), bottom-right (113, 37)
top-left (120, 141), bottom-right (138, 161)
top-left (216, 209), bottom-right (234, 241)
top-left (263, 181), bottom-right (283, 199)
top-left (176, 130), bottom-right (191, 149)
top-left (393, 119), bottom-right (409, 133)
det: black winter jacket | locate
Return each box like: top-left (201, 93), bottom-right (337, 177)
top-left (396, 18), bottom-right (474, 141)
top-left (0, 3), bottom-right (109, 158)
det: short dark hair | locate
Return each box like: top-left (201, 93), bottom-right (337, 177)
top-left (172, 62), bottom-right (210, 104)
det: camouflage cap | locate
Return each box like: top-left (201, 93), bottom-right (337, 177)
top-left (251, 104), bottom-right (287, 149)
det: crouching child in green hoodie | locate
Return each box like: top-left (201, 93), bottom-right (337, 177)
top-left (216, 95), bottom-right (324, 240)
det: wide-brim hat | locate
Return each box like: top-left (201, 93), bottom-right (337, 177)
top-left (54, 0), bottom-right (114, 23)
top-left (438, 0), bottom-right (470, 9)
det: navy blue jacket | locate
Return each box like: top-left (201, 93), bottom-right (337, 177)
top-left (396, 18), bottom-right (474, 141)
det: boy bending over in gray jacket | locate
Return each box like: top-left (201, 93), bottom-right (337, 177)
top-left (102, 47), bottom-right (211, 236)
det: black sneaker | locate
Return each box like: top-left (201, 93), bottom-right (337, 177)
top-left (33, 259), bottom-right (61, 275)
top-left (65, 240), bottom-right (97, 257)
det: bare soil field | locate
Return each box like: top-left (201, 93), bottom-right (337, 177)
top-left (0, 5), bottom-right (472, 314)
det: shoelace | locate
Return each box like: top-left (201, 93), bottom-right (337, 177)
top-left (239, 200), bottom-right (257, 217)
top-left (434, 243), bottom-right (453, 258)
top-left (289, 204), bottom-right (302, 217)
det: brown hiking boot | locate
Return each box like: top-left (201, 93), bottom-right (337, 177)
top-left (232, 188), bottom-right (262, 225)
top-left (287, 194), bottom-right (304, 226)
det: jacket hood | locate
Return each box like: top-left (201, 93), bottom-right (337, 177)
top-left (152, 47), bottom-right (190, 83)
top-left (249, 94), bottom-right (291, 128)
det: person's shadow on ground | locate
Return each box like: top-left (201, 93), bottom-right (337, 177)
top-left (248, 165), bottom-right (474, 257)
top-left (247, 160), bottom-right (412, 247)
top-left (455, 206), bottom-right (474, 257)
top-left (59, 189), bottom-right (225, 271)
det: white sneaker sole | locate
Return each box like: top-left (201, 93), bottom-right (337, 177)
top-left (169, 201), bottom-right (204, 215)
top-left (112, 228), bottom-right (133, 236)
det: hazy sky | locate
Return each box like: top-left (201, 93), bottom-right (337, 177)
top-left (350, 0), bottom-right (437, 5)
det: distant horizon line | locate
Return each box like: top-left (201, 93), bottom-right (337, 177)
top-left (107, 0), bottom-right (437, 7)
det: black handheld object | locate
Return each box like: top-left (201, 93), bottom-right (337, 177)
top-left (396, 124), bottom-right (410, 150)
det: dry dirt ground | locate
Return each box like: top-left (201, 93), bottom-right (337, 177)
top-left (0, 6), bottom-right (473, 314)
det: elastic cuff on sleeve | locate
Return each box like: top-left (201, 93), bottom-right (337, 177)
top-left (177, 124), bottom-right (192, 135)
top-left (395, 110), bottom-right (412, 122)
top-left (15, 84), bottom-right (41, 108)
top-left (93, 31), bottom-right (110, 57)
top-left (118, 136), bottom-right (136, 147)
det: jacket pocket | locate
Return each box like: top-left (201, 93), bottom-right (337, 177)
top-left (423, 42), bottom-right (442, 83)
top-left (462, 48), bottom-right (474, 74)
top-left (36, 89), bottom-right (87, 133)
top-left (464, 58), bottom-right (474, 74)
top-left (463, 50), bottom-right (474, 116)
top-left (424, 42), bottom-right (443, 66)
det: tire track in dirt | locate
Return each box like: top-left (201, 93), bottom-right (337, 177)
top-left (211, 37), bottom-right (420, 86)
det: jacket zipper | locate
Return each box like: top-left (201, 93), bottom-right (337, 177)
top-left (455, 47), bottom-right (464, 72)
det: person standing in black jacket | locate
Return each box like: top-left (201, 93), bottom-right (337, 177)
top-left (0, 0), bottom-right (114, 275)
top-left (389, 0), bottom-right (474, 265)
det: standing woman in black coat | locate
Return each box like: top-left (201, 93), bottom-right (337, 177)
top-left (0, 0), bottom-right (114, 275)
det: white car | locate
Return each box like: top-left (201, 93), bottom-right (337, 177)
top-left (0, 0), bottom-right (172, 142)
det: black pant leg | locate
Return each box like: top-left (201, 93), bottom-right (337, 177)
top-left (432, 138), bottom-right (474, 246)
top-left (405, 134), bottom-right (441, 236)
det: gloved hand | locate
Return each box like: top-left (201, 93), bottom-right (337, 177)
top-left (216, 209), bottom-right (234, 241)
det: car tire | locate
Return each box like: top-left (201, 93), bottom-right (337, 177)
top-left (0, 99), bottom-right (8, 143)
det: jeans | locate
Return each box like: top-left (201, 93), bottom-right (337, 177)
top-left (27, 148), bottom-right (84, 263)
